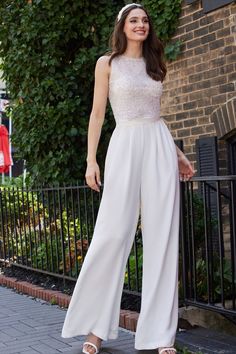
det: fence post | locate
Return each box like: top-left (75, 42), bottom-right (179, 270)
top-left (0, 188), bottom-right (6, 262)
top-left (179, 181), bottom-right (189, 303)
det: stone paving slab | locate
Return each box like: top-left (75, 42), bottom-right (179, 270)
top-left (1, 285), bottom-right (236, 354)
top-left (176, 327), bottom-right (236, 354)
top-left (0, 286), bottom-right (152, 354)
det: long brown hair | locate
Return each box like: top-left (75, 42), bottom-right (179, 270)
top-left (107, 4), bottom-right (167, 82)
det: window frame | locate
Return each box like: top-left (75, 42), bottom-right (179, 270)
top-left (202, 0), bottom-right (235, 13)
top-left (186, 0), bottom-right (235, 13)
top-left (227, 134), bottom-right (236, 175)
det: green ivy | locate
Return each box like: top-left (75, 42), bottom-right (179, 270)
top-left (0, 0), bottom-right (182, 185)
top-left (141, 0), bottom-right (183, 60)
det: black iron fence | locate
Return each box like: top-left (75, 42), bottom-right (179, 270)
top-left (180, 175), bottom-right (236, 317)
top-left (0, 176), bottom-right (235, 317)
top-left (0, 184), bottom-right (102, 281)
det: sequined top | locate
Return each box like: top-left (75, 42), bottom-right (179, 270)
top-left (108, 55), bottom-right (163, 124)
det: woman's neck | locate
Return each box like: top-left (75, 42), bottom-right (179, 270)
top-left (124, 43), bottom-right (143, 58)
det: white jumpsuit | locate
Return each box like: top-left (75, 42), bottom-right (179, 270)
top-left (61, 55), bottom-right (180, 350)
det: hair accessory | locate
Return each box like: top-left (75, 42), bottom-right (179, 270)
top-left (117, 3), bottom-right (142, 22)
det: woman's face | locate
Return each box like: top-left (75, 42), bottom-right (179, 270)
top-left (123, 8), bottom-right (149, 42)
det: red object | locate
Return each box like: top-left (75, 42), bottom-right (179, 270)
top-left (0, 125), bottom-right (12, 173)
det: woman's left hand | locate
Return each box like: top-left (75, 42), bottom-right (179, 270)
top-left (178, 154), bottom-right (195, 181)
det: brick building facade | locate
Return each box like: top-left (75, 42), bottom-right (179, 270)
top-left (162, 0), bottom-right (236, 176)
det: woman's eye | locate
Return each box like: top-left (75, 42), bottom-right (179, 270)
top-left (130, 19), bottom-right (149, 23)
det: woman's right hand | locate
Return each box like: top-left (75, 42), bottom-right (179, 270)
top-left (85, 161), bottom-right (102, 192)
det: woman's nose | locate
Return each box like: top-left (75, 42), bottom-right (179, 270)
top-left (137, 21), bottom-right (145, 27)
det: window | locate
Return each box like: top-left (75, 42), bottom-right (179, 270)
top-left (227, 134), bottom-right (236, 175)
top-left (227, 134), bottom-right (236, 255)
top-left (196, 136), bottom-right (219, 177)
top-left (186, 0), bottom-right (235, 13)
top-left (202, 0), bottom-right (235, 13)
top-left (196, 136), bottom-right (219, 252)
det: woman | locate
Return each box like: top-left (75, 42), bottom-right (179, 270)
top-left (61, 3), bottom-right (195, 354)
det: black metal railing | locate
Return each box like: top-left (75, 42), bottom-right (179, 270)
top-left (0, 184), bottom-right (102, 281)
top-left (0, 176), bottom-right (235, 316)
top-left (0, 183), bottom-right (142, 293)
top-left (179, 175), bottom-right (236, 317)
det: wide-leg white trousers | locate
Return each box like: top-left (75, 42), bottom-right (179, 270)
top-left (61, 117), bottom-right (180, 350)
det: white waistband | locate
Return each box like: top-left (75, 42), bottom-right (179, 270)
top-left (116, 117), bottom-right (160, 126)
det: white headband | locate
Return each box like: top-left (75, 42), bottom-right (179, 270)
top-left (117, 3), bottom-right (142, 22)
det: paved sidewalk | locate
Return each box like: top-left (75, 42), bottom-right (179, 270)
top-left (0, 286), bottom-right (153, 354)
top-left (1, 285), bottom-right (236, 354)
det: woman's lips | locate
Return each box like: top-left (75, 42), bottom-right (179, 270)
top-left (135, 31), bottom-right (146, 34)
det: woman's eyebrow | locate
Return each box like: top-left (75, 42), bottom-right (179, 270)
top-left (129, 16), bottom-right (148, 19)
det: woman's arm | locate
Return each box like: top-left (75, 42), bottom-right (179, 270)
top-left (175, 143), bottom-right (196, 181)
top-left (85, 56), bottom-right (110, 192)
top-left (161, 118), bottom-right (195, 180)
top-left (86, 56), bottom-right (110, 163)
top-left (175, 144), bottom-right (185, 159)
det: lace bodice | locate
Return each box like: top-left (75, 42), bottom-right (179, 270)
top-left (108, 55), bottom-right (163, 123)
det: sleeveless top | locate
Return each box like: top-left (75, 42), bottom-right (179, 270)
top-left (108, 55), bottom-right (163, 124)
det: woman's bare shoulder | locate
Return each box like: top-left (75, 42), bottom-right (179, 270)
top-left (95, 55), bottom-right (111, 76)
top-left (97, 54), bottom-right (111, 62)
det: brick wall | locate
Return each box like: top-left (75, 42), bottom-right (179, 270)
top-left (161, 0), bottom-right (236, 174)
